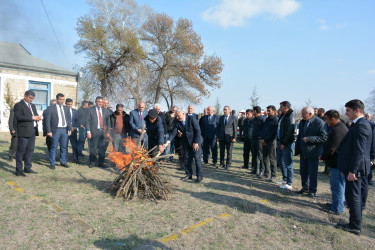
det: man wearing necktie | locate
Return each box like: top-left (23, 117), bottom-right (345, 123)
top-left (201, 106), bottom-right (219, 166)
top-left (13, 90), bottom-right (42, 176)
top-left (66, 98), bottom-right (80, 164)
top-left (165, 109), bottom-right (204, 183)
top-left (86, 96), bottom-right (111, 168)
top-left (45, 93), bottom-right (72, 170)
top-left (129, 101), bottom-right (149, 148)
top-left (218, 106), bottom-right (238, 169)
top-left (295, 106), bottom-right (327, 197)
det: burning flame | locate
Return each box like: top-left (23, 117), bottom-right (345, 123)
top-left (108, 137), bottom-right (155, 172)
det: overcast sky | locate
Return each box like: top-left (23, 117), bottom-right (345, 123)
top-left (1, 0), bottom-right (374, 113)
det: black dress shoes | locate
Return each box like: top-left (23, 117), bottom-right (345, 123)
top-left (336, 223), bottom-right (361, 235)
top-left (219, 164), bottom-right (225, 168)
top-left (15, 172), bottom-right (26, 177)
top-left (195, 177), bottom-right (203, 183)
top-left (98, 164), bottom-right (108, 168)
top-left (61, 163), bottom-right (70, 168)
top-left (181, 175), bottom-right (192, 180)
top-left (225, 165), bottom-right (231, 170)
top-left (241, 166), bottom-right (249, 169)
top-left (49, 165), bottom-right (56, 170)
top-left (24, 169), bottom-right (38, 174)
top-left (295, 188), bottom-right (308, 194)
top-left (308, 192), bottom-right (316, 198)
top-left (257, 172), bottom-right (264, 178)
top-left (250, 170), bottom-right (257, 175)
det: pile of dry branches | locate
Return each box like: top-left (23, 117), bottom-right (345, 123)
top-left (109, 138), bottom-right (171, 201)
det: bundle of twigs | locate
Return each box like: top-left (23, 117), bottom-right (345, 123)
top-left (109, 138), bottom-right (172, 201)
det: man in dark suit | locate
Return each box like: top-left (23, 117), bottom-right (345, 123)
top-left (320, 110), bottom-right (348, 215)
top-left (86, 96), bottom-right (111, 168)
top-left (45, 93), bottom-right (72, 169)
top-left (201, 106), bottom-right (219, 166)
top-left (66, 98), bottom-right (79, 164)
top-left (166, 108), bottom-right (203, 183)
top-left (336, 99), bottom-right (372, 235)
top-left (217, 106), bottom-right (238, 169)
top-left (295, 106), bottom-right (327, 197)
top-left (42, 99), bottom-right (57, 152)
top-left (187, 105), bottom-right (199, 120)
top-left (77, 100), bottom-right (89, 157)
top-left (8, 108), bottom-right (17, 162)
top-left (14, 90), bottom-right (42, 176)
top-left (129, 101), bottom-right (148, 148)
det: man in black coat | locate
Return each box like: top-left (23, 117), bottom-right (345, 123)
top-left (86, 96), bottom-right (111, 168)
top-left (45, 93), bottom-right (72, 169)
top-left (66, 98), bottom-right (79, 163)
top-left (217, 106), bottom-right (237, 169)
top-left (166, 109), bottom-right (203, 183)
top-left (260, 105), bottom-right (279, 180)
top-left (77, 100), bottom-right (88, 157)
top-left (242, 109), bottom-right (254, 169)
top-left (145, 109), bottom-right (165, 157)
top-left (320, 110), bottom-right (348, 215)
top-left (295, 106), bottom-right (327, 197)
top-left (251, 106), bottom-right (266, 175)
top-left (14, 90), bottom-right (42, 176)
top-left (277, 101), bottom-right (297, 190)
top-left (336, 99), bottom-right (372, 235)
top-left (8, 108), bottom-right (17, 162)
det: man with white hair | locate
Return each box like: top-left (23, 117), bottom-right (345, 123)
top-left (187, 105), bottom-right (198, 120)
top-left (166, 108), bottom-right (203, 183)
top-left (295, 106), bottom-right (327, 197)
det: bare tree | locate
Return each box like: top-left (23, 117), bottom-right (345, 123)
top-left (2, 81), bottom-right (17, 116)
top-left (250, 86), bottom-right (259, 108)
top-left (365, 87), bottom-right (375, 113)
top-left (215, 97), bottom-right (222, 115)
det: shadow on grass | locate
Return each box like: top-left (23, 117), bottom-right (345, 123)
top-left (0, 160), bottom-right (16, 174)
top-left (93, 234), bottom-right (172, 249)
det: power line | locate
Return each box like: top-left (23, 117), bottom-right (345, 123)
top-left (40, 0), bottom-right (71, 67)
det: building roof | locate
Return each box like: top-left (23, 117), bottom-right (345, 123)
top-left (0, 41), bottom-right (77, 78)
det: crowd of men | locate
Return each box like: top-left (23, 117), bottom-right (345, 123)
top-left (8, 90), bottom-right (375, 236)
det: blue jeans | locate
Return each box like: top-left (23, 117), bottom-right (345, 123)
top-left (166, 133), bottom-right (175, 159)
top-left (112, 133), bottom-right (126, 152)
top-left (278, 142), bottom-right (294, 185)
top-left (49, 128), bottom-right (69, 165)
top-left (78, 127), bottom-right (86, 155)
top-left (330, 168), bottom-right (346, 214)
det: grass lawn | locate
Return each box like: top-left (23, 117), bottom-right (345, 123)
top-left (0, 132), bottom-right (374, 249)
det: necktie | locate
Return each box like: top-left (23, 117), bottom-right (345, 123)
top-left (182, 121), bottom-right (186, 126)
top-left (140, 112), bottom-right (142, 121)
top-left (98, 107), bottom-right (103, 128)
top-left (27, 103), bottom-right (32, 113)
top-left (208, 116), bottom-right (211, 123)
top-left (60, 105), bottom-right (66, 127)
top-left (224, 116), bottom-right (228, 126)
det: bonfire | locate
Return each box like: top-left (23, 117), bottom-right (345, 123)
top-left (108, 137), bottom-right (172, 201)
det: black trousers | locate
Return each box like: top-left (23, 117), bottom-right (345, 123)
top-left (219, 140), bottom-right (233, 166)
top-left (203, 137), bottom-right (218, 164)
top-left (46, 135), bottom-right (52, 152)
top-left (345, 175), bottom-right (368, 230)
top-left (9, 134), bottom-right (18, 158)
top-left (16, 128), bottom-right (36, 173)
top-left (262, 140), bottom-right (277, 177)
top-left (251, 139), bottom-right (263, 173)
top-left (243, 138), bottom-right (252, 168)
top-left (67, 129), bottom-right (78, 161)
top-left (89, 131), bottom-right (108, 165)
top-left (183, 141), bottom-right (203, 178)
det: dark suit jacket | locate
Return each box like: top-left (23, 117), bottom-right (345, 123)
top-left (69, 108), bottom-right (79, 128)
top-left (86, 106), bottom-right (111, 135)
top-left (169, 115), bottom-right (203, 146)
top-left (129, 109), bottom-right (148, 138)
top-left (45, 104), bottom-right (72, 134)
top-left (8, 108), bottom-right (17, 136)
top-left (78, 106), bottom-right (88, 127)
top-left (295, 115), bottom-right (327, 159)
top-left (14, 100), bottom-right (39, 137)
top-left (186, 113), bottom-right (198, 120)
top-left (338, 117), bottom-right (372, 176)
top-left (201, 114), bottom-right (219, 139)
top-left (218, 115), bottom-right (238, 142)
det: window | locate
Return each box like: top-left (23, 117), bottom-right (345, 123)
top-left (29, 81), bottom-right (50, 111)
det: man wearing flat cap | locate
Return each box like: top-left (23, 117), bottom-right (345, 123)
top-left (145, 109), bottom-right (165, 157)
